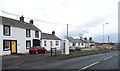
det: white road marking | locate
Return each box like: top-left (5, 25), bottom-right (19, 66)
top-left (104, 56), bottom-right (112, 60)
top-left (78, 62), bottom-right (99, 71)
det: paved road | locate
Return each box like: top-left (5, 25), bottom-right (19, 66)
top-left (2, 51), bottom-right (119, 70)
top-left (28, 51), bottom-right (119, 69)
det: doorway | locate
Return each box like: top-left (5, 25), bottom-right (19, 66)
top-left (11, 41), bottom-right (17, 54)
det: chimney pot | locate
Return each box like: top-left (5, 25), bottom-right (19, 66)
top-left (79, 34), bottom-right (83, 40)
top-left (20, 15), bottom-right (24, 22)
top-left (84, 37), bottom-right (87, 40)
top-left (52, 31), bottom-right (55, 35)
top-left (30, 20), bottom-right (33, 24)
top-left (89, 37), bottom-right (92, 41)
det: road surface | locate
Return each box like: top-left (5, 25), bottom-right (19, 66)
top-left (2, 51), bottom-right (119, 71)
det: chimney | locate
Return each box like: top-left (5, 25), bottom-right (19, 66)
top-left (79, 34), bottom-right (83, 40)
top-left (52, 31), bottom-right (55, 35)
top-left (20, 15), bottom-right (24, 22)
top-left (30, 20), bottom-right (33, 24)
top-left (89, 37), bottom-right (92, 41)
top-left (84, 37), bottom-right (87, 40)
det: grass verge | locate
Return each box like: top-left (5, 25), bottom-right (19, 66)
top-left (57, 49), bottom-right (114, 57)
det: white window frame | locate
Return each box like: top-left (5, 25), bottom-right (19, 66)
top-left (56, 41), bottom-right (59, 46)
top-left (44, 40), bottom-right (46, 46)
top-left (26, 40), bottom-right (31, 49)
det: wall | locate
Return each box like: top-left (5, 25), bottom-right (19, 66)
top-left (0, 17), bottom-right (2, 55)
top-left (26, 29), bottom-right (41, 47)
top-left (85, 42), bottom-right (96, 48)
top-left (2, 27), bottom-right (26, 55)
top-left (1, 26), bottom-right (41, 55)
top-left (41, 39), bottom-right (61, 51)
top-left (0, 25), bottom-right (3, 55)
top-left (69, 42), bottom-right (85, 48)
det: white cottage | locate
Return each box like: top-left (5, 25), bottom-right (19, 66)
top-left (67, 37), bottom-right (86, 48)
top-left (0, 16), bottom-right (41, 55)
top-left (41, 31), bottom-right (61, 51)
top-left (83, 37), bottom-right (96, 48)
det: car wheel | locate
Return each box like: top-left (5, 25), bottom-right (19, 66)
top-left (36, 51), bottom-right (39, 54)
top-left (29, 52), bottom-right (32, 54)
top-left (44, 51), bottom-right (47, 53)
top-left (38, 51), bottom-right (41, 54)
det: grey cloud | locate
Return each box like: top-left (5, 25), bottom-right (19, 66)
top-left (80, 16), bottom-right (107, 28)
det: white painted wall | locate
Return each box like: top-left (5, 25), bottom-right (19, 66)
top-left (61, 39), bottom-right (69, 54)
top-left (0, 25), bottom-right (3, 55)
top-left (65, 39), bottom-right (69, 54)
top-left (87, 42), bottom-right (96, 48)
top-left (0, 17), bottom-right (2, 55)
top-left (41, 39), bottom-right (61, 51)
top-left (0, 25), bottom-right (41, 55)
top-left (69, 42), bottom-right (85, 48)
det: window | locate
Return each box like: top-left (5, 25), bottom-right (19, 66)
top-left (73, 43), bottom-right (76, 46)
top-left (3, 25), bottom-right (10, 36)
top-left (50, 41), bottom-right (52, 48)
top-left (26, 40), bottom-right (31, 49)
top-left (44, 41), bottom-right (46, 46)
top-left (78, 43), bottom-right (80, 46)
top-left (56, 41), bottom-right (59, 46)
top-left (81, 43), bottom-right (84, 46)
top-left (3, 40), bottom-right (11, 51)
top-left (35, 30), bottom-right (39, 38)
top-left (26, 29), bottom-right (31, 37)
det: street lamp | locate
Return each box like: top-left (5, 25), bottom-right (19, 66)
top-left (103, 23), bottom-right (109, 43)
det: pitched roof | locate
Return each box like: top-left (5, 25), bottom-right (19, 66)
top-left (68, 37), bottom-right (85, 43)
top-left (83, 40), bottom-right (95, 43)
top-left (0, 16), bottom-right (41, 31)
top-left (41, 33), bottom-right (61, 40)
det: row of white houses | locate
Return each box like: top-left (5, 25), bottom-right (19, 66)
top-left (0, 16), bottom-right (96, 55)
top-left (67, 36), bottom-right (96, 49)
top-left (0, 16), bottom-right (42, 55)
top-left (0, 16), bottom-right (62, 55)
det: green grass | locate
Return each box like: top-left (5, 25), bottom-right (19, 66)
top-left (57, 49), bottom-right (113, 57)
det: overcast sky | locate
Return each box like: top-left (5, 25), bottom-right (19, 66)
top-left (0, 0), bottom-right (119, 43)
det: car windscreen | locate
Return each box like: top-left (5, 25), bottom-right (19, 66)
top-left (42, 47), bottom-right (45, 49)
top-left (38, 47), bottom-right (42, 48)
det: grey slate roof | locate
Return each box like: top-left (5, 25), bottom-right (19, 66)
top-left (68, 37), bottom-right (85, 43)
top-left (41, 33), bottom-right (61, 40)
top-left (0, 16), bottom-right (41, 31)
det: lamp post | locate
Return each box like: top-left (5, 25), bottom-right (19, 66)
top-left (67, 24), bottom-right (68, 39)
top-left (103, 23), bottom-right (109, 43)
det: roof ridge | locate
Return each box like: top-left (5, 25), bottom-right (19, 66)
top-left (1, 16), bottom-right (41, 31)
top-left (1, 16), bottom-right (31, 24)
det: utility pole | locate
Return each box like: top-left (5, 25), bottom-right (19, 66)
top-left (103, 24), bottom-right (104, 43)
top-left (108, 35), bottom-right (110, 43)
top-left (67, 24), bottom-right (68, 39)
top-left (103, 23), bottom-right (109, 43)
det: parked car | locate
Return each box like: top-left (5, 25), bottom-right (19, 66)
top-left (69, 46), bottom-right (76, 52)
top-left (69, 46), bottom-right (81, 52)
top-left (29, 46), bottom-right (47, 54)
top-left (75, 47), bottom-right (81, 51)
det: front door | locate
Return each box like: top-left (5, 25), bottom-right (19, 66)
top-left (11, 41), bottom-right (17, 54)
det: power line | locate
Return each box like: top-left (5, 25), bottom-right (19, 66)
top-left (69, 25), bottom-right (88, 33)
top-left (69, 25), bottom-right (101, 37)
top-left (1, 11), bottom-right (66, 25)
top-left (1, 10), bottom-right (99, 36)
top-left (1, 11), bottom-right (20, 17)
